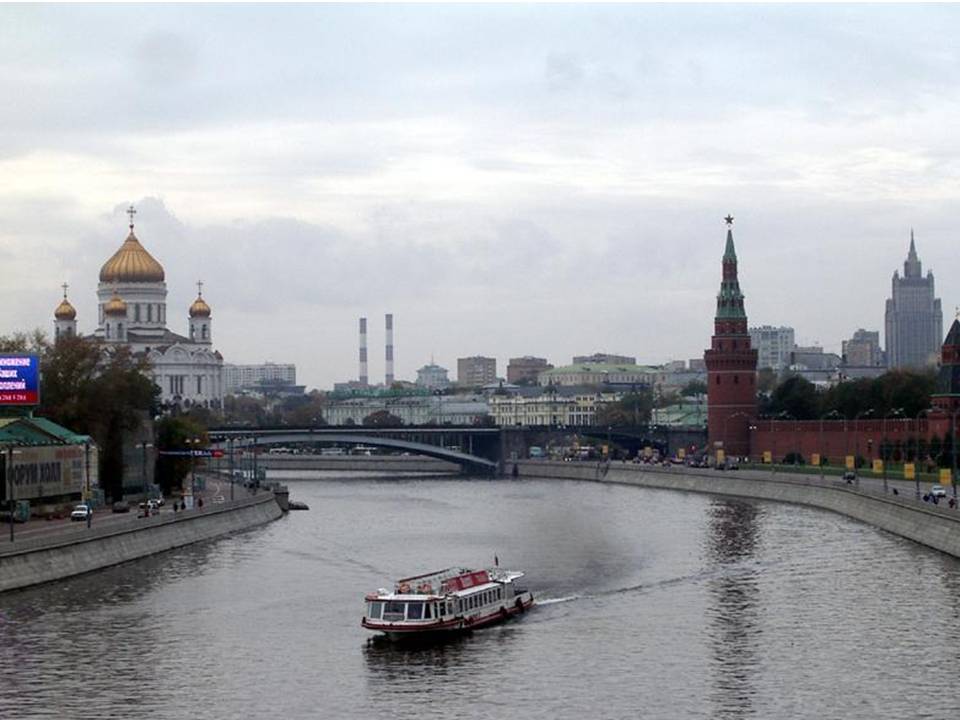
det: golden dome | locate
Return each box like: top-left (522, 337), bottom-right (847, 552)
top-left (189, 294), bottom-right (211, 318)
top-left (99, 230), bottom-right (165, 283)
top-left (54, 298), bottom-right (76, 320)
top-left (104, 291), bottom-right (128, 316)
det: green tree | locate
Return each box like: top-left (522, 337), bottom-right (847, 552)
top-left (595, 390), bottom-right (653, 426)
top-left (680, 380), bottom-right (707, 397)
top-left (155, 415), bottom-right (208, 495)
top-left (363, 410), bottom-right (403, 427)
top-left (766, 375), bottom-right (820, 420)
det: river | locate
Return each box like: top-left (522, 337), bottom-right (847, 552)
top-left (2, 474), bottom-right (959, 719)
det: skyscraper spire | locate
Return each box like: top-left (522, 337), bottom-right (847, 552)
top-left (904, 229), bottom-right (922, 278)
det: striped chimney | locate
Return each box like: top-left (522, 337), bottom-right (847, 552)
top-left (385, 313), bottom-right (394, 386)
top-left (359, 317), bottom-right (368, 387)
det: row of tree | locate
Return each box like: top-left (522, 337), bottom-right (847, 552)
top-left (762, 369), bottom-right (939, 420)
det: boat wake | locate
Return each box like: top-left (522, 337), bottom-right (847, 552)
top-left (536, 595), bottom-right (580, 606)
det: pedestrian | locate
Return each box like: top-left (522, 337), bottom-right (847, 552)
top-left (173, 502), bottom-right (177, 514)
top-left (950, 497), bottom-right (956, 510)
top-left (198, 496), bottom-right (204, 510)
top-left (892, 488), bottom-right (899, 496)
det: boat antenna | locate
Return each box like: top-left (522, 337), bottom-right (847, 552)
top-left (494, 554), bottom-right (499, 567)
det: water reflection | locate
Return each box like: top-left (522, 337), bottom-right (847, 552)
top-left (705, 499), bottom-right (762, 720)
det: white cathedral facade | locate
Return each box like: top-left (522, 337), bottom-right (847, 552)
top-left (53, 207), bottom-right (225, 410)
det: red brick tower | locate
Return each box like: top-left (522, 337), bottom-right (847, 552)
top-left (932, 318), bottom-right (960, 414)
top-left (704, 216), bottom-right (758, 458)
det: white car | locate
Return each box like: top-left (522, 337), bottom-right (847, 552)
top-left (930, 485), bottom-right (948, 499)
top-left (70, 504), bottom-right (92, 521)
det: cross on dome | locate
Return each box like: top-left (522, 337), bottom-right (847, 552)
top-left (62, 282), bottom-right (69, 299)
top-left (127, 204), bottom-right (137, 230)
top-left (197, 280), bottom-right (204, 297)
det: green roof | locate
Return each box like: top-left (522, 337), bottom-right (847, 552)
top-left (0, 416), bottom-right (91, 446)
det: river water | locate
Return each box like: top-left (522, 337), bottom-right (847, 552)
top-left (2, 474), bottom-right (960, 719)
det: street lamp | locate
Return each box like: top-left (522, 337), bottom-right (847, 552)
top-left (819, 410), bottom-right (844, 481)
top-left (914, 408), bottom-right (936, 499)
top-left (881, 408), bottom-right (904, 494)
top-left (138, 441), bottom-right (154, 501)
top-left (853, 408), bottom-right (875, 487)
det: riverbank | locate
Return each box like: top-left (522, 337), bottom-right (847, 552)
top-left (0, 491), bottom-right (283, 593)
top-left (518, 460), bottom-right (960, 558)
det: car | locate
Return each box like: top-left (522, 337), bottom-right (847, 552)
top-left (70, 504), bottom-right (92, 521)
top-left (842, 470), bottom-right (856, 483)
top-left (153, 495), bottom-right (165, 507)
top-left (930, 485), bottom-right (948, 499)
top-left (138, 499), bottom-right (160, 516)
top-left (111, 500), bottom-right (131, 513)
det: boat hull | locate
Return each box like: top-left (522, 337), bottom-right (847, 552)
top-left (363, 594), bottom-right (534, 641)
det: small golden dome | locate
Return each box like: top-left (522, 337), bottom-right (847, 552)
top-left (104, 291), bottom-right (128, 316)
top-left (99, 230), bottom-right (165, 283)
top-left (189, 294), bottom-right (211, 318)
top-left (54, 298), bottom-right (76, 320)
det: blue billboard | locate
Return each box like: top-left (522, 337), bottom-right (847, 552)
top-left (0, 354), bottom-right (40, 406)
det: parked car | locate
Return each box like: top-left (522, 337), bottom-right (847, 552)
top-left (153, 495), bottom-right (165, 507)
top-left (70, 504), bottom-right (92, 522)
top-left (842, 471), bottom-right (856, 483)
top-left (138, 499), bottom-right (160, 516)
top-left (111, 500), bottom-right (131, 513)
top-left (931, 485), bottom-right (948, 499)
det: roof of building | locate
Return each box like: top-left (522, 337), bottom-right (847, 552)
top-left (945, 318), bottom-right (960, 348)
top-left (100, 229), bottom-right (165, 283)
top-left (54, 297), bottom-right (76, 320)
top-left (189, 293), bottom-right (211, 318)
top-left (540, 363), bottom-right (659, 375)
top-left (0, 416), bottom-right (91, 445)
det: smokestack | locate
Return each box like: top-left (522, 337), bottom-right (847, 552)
top-left (385, 313), bottom-right (394, 386)
top-left (359, 317), bottom-right (368, 387)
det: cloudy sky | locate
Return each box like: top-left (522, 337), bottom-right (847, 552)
top-left (2, 4), bottom-right (959, 389)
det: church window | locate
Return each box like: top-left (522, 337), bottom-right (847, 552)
top-left (99, 306), bottom-right (104, 325)
top-left (190, 325), bottom-right (195, 340)
top-left (202, 324), bottom-right (208, 340)
top-left (148, 304), bottom-right (153, 322)
top-left (197, 376), bottom-right (203, 394)
top-left (135, 304), bottom-right (141, 322)
top-left (117, 322), bottom-right (123, 339)
top-left (55, 326), bottom-right (60, 339)
top-left (105, 324), bottom-right (111, 339)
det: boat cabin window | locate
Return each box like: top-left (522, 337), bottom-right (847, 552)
top-left (424, 603), bottom-right (432, 619)
top-left (438, 603), bottom-right (445, 617)
top-left (407, 602), bottom-right (424, 620)
top-left (383, 601), bottom-right (405, 620)
top-left (368, 602), bottom-right (383, 619)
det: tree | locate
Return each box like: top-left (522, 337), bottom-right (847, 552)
top-left (766, 375), bottom-right (819, 420)
top-left (680, 380), bottom-right (707, 397)
top-left (595, 390), bottom-right (653, 427)
top-left (363, 410), bottom-right (403, 427)
top-left (155, 415), bottom-right (208, 495)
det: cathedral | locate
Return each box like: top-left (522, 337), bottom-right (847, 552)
top-left (53, 206), bottom-right (224, 410)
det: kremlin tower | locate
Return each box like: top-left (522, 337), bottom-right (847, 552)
top-left (704, 216), bottom-right (758, 459)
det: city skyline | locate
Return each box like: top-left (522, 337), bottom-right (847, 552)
top-left (3, 5), bottom-right (960, 389)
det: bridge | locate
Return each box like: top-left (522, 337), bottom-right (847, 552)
top-left (207, 426), bottom-right (502, 475)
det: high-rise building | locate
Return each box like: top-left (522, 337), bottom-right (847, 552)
top-left (507, 356), bottom-right (552, 384)
top-left (885, 232), bottom-right (942, 369)
top-left (415, 363), bottom-right (450, 390)
top-left (704, 217), bottom-right (757, 458)
top-left (748, 325), bottom-right (795, 370)
top-left (457, 356), bottom-right (497, 387)
top-left (842, 329), bottom-right (884, 367)
top-left (572, 352), bottom-right (637, 365)
top-left (223, 362), bottom-right (296, 394)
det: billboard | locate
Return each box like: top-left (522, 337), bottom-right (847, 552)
top-left (0, 354), bottom-right (39, 405)
top-left (6, 444), bottom-right (97, 501)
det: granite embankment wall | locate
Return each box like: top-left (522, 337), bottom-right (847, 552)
top-left (0, 492), bottom-right (283, 593)
top-left (519, 460), bottom-right (960, 558)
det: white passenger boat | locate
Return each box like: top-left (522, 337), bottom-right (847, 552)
top-left (362, 566), bottom-right (535, 640)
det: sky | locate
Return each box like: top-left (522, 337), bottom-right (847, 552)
top-left (2, 3), bottom-right (960, 390)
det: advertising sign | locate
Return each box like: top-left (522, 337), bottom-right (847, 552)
top-left (940, 468), bottom-right (952, 486)
top-left (677, 448), bottom-right (686, 459)
top-left (0, 354), bottom-right (39, 405)
top-left (8, 445), bottom-right (96, 501)
top-left (763, 451), bottom-right (772, 464)
top-left (845, 455), bottom-right (855, 470)
top-left (716, 449), bottom-right (725, 465)
top-left (811, 453), bottom-right (820, 467)
top-left (872, 459), bottom-right (883, 474)
top-left (904, 463), bottom-right (915, 480)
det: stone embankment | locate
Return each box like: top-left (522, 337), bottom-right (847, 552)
top-left (518, 460), bottom-right (960, 558)
top-left (0, 492), bottom-right (282, 593)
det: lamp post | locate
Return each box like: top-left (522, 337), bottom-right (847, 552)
top-left (914, 408), bottom-right (935, 500)
top-left (228, 437), bottom-right (235, 502)
top-left (853, 409), bottom-right (875, 488)
top-left (819, 410), bottom-right (843, 481)
top-left (881, 408), bottom-right (904, 494)
top-left (139, 441), bottom-right (154, 501)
